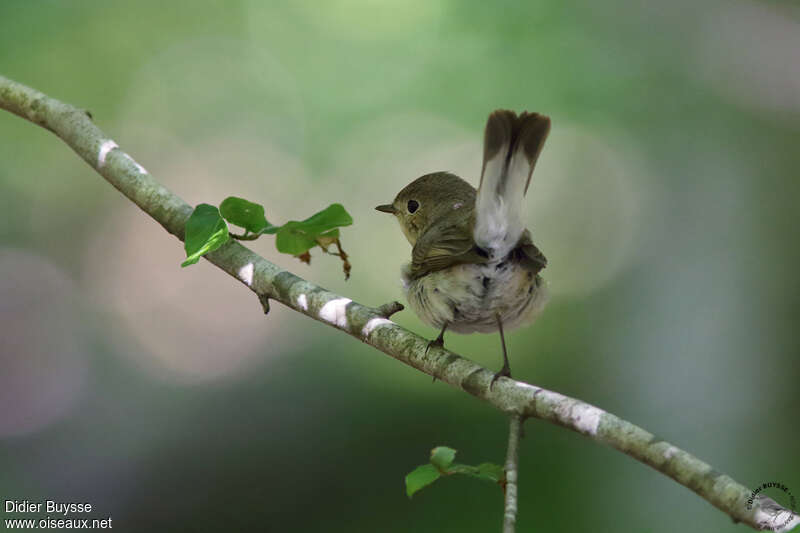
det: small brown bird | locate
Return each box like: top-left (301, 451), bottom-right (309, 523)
top-left (376, 110), bottom-right (551, 383)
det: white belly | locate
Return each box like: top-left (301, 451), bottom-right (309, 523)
top-left (402, 258), bottom-right (549, 334)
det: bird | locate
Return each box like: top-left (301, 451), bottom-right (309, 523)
top-left (375, 109), bottom-right (551, 384)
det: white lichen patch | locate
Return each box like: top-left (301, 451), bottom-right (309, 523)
top-left (664, 445), bottom-right (679, 460)
top-left (571, 403), bottom-right (604, 435)
top-left (552, 399), bottom-right (603, 436)
top-left (237, 263), bottom-right (254, 286)
top-left (362, 317), bottom-right (393, 337)
top-left (296, 293), bottom-right (308, 311)
top-left (453, 202), bottom-right (463, 209)
top-left (122, 152), bottom-right (148, 174)
top-left (528, 387), bottom-right (604, 435)
top-left (319, 297), bottom-right (351, 327)
top-left (516, 382), bottom-right (540, 394)
top-left (97, 140), bottom-right (118, 168)
top-left (535, 388), bottom-right (568, 404)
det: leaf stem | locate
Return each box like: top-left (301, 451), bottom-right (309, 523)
top-left (229, 231), bottom-right (260, 241)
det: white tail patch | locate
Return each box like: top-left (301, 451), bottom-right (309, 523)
top-left (475, 111), bottom-right (550, 260)
top-left (475, 149), bottom-right (527, 260)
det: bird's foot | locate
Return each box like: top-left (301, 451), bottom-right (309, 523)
top-left (425, 336), bottom-right (446, 383)
top-left (425, 336), bottom-right (445, 356)
top-left (490, 364), bottom-right (512, 390)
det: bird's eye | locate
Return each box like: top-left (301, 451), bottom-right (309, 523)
top-left (407, 200), bottom-right (419, 214)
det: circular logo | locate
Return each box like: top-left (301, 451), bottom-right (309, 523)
top-left (746, 481), bottom-right (797, 531)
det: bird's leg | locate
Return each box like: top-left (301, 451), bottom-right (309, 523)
top-left (426, 322), bottom-right (448, 354)
top-left (491, 314), bottom-right (512, 389)
top-left (427, 322), bottom-right (449, 383)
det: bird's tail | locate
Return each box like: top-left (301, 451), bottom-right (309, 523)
top-left (474, 110), bottom-right (550, 260)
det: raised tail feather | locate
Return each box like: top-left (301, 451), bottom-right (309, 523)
top-left (474, 110), bottom-right (550, 260)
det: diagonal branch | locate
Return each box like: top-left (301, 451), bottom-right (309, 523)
top-left (0, 75), bottom-right (796, 532)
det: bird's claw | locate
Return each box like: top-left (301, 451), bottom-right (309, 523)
top-left (425, 337), bottom-right (444, 356)
top-left (490, 365), bottom-right (512, 390)
top-left (425, 337), bottom-right (446, 383)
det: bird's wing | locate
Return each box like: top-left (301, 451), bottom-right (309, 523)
top-left (409, 220), bottom-right (488, 279)
top-left (513, 230), bottom-right (547, 275)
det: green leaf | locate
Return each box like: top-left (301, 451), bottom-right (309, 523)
top-left (274, 204), bottom-right (353, 256)
top-left (275, 222), bottom-right (319, 255)
top-left (295, 203), bottom-right (353, 232)
top-left (181, 204), bottom-right (229, 267)
top-left (472, 463), bottom-right (505, 483)
top-left (404, 447), bottom-right (504, 501)
top-left (219, 196), bottom-right (269, 233)
top-left (315, 228), bottom-right (340, 251)
top-left (430, 446), bottom-right (457, 471)
top-left (405, 464), bottom-right (441, 498)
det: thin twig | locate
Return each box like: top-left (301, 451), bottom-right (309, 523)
top-left (503, 415), bottom-right (522, 533)
top-left (0, 75), bottom-right (796, 532)
top-left (321, 238), bottom-right (351, 280)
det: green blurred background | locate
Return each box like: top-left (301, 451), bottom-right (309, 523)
top-left (1, 1), bottom-right (798, 531)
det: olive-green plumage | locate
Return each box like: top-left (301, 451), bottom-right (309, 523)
top-left (376, 109), bottom-right (551, 381)
top-left (377, 171), bottom-right (487, 279)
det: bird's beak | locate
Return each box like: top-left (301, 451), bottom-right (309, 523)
top-left (375, 204), bottom-right (397, 214)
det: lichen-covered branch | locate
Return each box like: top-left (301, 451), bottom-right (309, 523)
top-left (503, 416), bottom-right (522, 533)
top-left (0, 75), bottom-right (795, 532)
